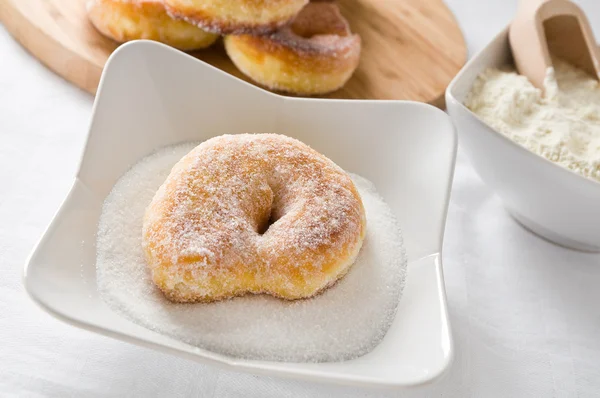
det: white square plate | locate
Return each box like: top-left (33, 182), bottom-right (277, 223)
top-left (24, 41), bottom-right (456, 389)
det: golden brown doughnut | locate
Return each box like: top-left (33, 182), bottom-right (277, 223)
top-left (224, 2), bottom-right (361, 95)
top-left (87, 0), bottom-right (218, 51)
top-left (163, 0), bottom-right (308, 35)
top-left (142, 134), bottom-right (366, 303)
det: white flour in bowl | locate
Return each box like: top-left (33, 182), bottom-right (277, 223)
top-left (95, 142), bottom-right (407, 363)
top-left (465, 57), bottom-right (600, 183)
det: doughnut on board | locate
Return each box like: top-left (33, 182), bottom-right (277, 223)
top-left (0, 0), bottom-right (467, 107)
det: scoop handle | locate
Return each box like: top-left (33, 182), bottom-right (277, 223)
top-left (510, 0), bottom-right (554, 89)
top-left (511, 0), bottom-right (600, 89)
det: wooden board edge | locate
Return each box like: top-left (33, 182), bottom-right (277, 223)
top-left (1, 0), bottom-right (100, 95)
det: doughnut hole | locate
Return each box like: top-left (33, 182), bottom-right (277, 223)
top-left (252, 180), bottom-right (278, 235)
top-left (256, 174), bottom-right (298, 236)
top-left (256, 201), bottom-right (280, 235)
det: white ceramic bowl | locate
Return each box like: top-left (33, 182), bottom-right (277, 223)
top-left (446, 28), bottom-right (600, 252)
top-left (24, 41), bottom-right (457, 389)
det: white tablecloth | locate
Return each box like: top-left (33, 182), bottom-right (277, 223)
top-left (2, 1), bottom-right (600, 396)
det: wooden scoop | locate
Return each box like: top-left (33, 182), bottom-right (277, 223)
top-left (509, 0), bottom-right (600, 90)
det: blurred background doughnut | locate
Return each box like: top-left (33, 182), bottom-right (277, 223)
top-left (163, 0), bottom-right (308, 34)
top-left (87, 0), bottom-right (218, 51)
top-left (224, 2), bottom-right (361, 95)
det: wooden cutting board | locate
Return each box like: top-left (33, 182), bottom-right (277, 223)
top-left (0, 0), bottom-right (466, 107)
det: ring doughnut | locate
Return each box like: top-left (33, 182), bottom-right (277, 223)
top-left (163, 0), bottom-right (308, 35)
top-left (142, 134), bottom-right (367, 303)
top-left (87, 0), bottom-right (218, 51)
top-left (224, 2), bottom-right (361, 95)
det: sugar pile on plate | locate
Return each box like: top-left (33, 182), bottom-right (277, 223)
top-left (96, 143), bottom-right (407, 362)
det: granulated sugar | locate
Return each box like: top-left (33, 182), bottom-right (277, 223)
top-left (96, 142), bottom-right (407, 362)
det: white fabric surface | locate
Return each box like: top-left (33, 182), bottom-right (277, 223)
top-left (2, 0), bottom-right (600, 396)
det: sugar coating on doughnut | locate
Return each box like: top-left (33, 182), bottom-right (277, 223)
top-left (86, 0), bottom-right (218, 50)
top-left (142, 134), bottom-right (366, 303)
top-left (96, 142), bottom-right (407, 362)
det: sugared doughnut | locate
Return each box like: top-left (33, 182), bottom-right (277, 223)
top-left (163, 0), bottom-right (307, 35)
top-left (142, 134), bottom-right (366, 303)
top-left (223, 2), bottom-right (361, 95)
top-left (87, 0), bottom-right (218, 51)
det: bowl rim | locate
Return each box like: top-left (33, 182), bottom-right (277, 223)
top-left (446, 26), bottom-right (600, 191)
